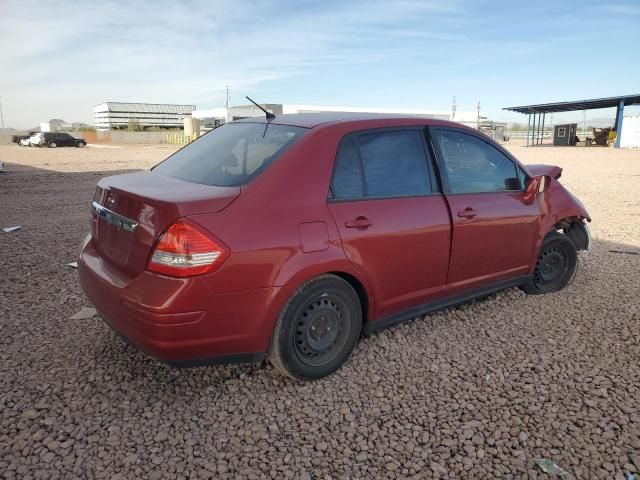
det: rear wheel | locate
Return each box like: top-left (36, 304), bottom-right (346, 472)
top-left (269, 274), bottom-right (362, 380)
top-left (522, 232), bottom-right (577, 294)
top-left (48, 141), bottom-right (57, 148)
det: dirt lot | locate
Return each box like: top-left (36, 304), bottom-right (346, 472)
top-left (1, 142), bottom-right (639, 480)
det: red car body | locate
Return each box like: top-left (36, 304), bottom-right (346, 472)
top-left (78, 114), bottom-right (590, 367)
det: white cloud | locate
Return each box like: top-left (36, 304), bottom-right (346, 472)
top-left (0, 0), bottom-right (472, 127)
top-left (1, 0), bottom-right (635, 128)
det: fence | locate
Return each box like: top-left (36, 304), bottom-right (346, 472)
top-left (166, 133), bottom-right (199, 145)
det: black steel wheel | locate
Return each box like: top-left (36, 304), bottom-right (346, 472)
top-left (269, 274), bottom-right (362, 380)
top-left (522, 232), bottom-right (577, 294)
top-left (293, 294), bottom-right (350, 367)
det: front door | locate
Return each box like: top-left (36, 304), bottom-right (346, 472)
top-left (327, 128), bottom-right (451, 318)
top-left (429, 127), bottom-right (541, 290)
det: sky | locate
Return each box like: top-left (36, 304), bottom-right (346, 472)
top-left (1, 0), bottom-right (639, 129)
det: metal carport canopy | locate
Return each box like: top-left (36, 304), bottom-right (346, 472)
top-left (503, 94), bottom-right (640, 148)
top-left (503, 94), bottom-right (640, 114)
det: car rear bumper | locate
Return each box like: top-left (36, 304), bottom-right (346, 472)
top-left (78, 236), bottom-right (276, 365)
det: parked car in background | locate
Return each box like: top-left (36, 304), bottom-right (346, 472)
top-left (78, 113), bottom-right (592, 380)
top-left (12, 133), bottom-right (35, 145)
top-left (19, 133), bottom-right (42, 147)
top-left (40, 132), bottom-right (87, 148)
top-left (20, 132), bottom-right (86, 147)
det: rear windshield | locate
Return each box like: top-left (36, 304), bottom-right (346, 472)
top-left (153, 122), bottom-right (307, 186)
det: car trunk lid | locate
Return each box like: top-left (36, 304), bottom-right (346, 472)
top-left (91, 171), bottom-right (240, 277)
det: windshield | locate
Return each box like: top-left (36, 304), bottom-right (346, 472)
top-left (153, 122), bottom-right (307, 187)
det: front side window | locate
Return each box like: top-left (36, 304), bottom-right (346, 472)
top-left (432, 129), bottom-right (520, 194)
top-left (331, 130), bottom-right (432, 200)
top-left (153, 122), bottom-right (307, 187)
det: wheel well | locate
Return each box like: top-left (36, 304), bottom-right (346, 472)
top-left (330, 271), bottom-right (370, 323)
top-left (552, 217), bottom-right (590, 250)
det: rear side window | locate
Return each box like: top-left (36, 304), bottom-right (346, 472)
top-left (331, 137), bottom-right (364, 199)
top-left (432, 129), bottom-right (521, 194)
top-left (331, 130), bottom-right (432, 200)
top-left (153, 123), bottom-right (307, 187)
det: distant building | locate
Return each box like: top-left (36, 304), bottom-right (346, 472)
top-left (191, 107), bottom-right (228, 128)
top-left (192, 103), bottom-right (483, 130)
top-left (94, 102), bottom-right (195, 130)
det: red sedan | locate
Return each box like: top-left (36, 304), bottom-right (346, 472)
top-left (78, 113), bottom-right (591, 380)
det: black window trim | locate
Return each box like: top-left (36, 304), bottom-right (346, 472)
top-left (427, 126), bottom-right (529, 196)
top-left (328, 126), bottom-right (441, 203)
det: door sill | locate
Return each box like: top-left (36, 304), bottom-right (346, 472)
top-left (363, 276), bottom-right (529, 335)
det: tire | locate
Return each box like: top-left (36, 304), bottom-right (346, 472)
top-left (76, 142), bottom-right (86, 148)
top-left (269, 274), bottom-right (362, 380)
top-left (48, 142), bottom-right (57, 148)
top-left (522, 231), bottom-right (578, 294)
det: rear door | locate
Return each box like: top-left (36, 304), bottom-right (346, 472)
top-left (327, 128), bottom-right (451, 319)
top-left (429, 127), bottom-right (541, 290)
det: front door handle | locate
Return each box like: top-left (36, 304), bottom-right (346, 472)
top-left (457, 207), bottom-right (477, 219)
top-left (345, 216), bottom-right (372, 229)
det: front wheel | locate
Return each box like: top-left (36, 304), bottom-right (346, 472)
top-left (48, 141), bottom-right (57, 148)
top-left (269, 274), bottom-right (362, 380)
top-left (76, 142), bottom-right (86, 148)
top-left (522, 232), bottom-right (578, 294)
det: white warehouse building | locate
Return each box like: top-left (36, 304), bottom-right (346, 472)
top-left (193, 103), bottom-right (482, 129)
top-left (94, 102), bottom-right (195, 129)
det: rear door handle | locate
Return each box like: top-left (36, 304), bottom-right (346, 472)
top-left (345, 216), bottom-right (372, 229)
top-left (457, 207), bottom-right (477, 219)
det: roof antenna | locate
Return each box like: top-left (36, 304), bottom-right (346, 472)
top-left (245, 96), bottom-right (275, 120)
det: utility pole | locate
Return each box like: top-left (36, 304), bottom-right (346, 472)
top-left (451, 96), bottom-right (457, 121)
top-left (476, 101), bottom-right (481, 129)
top-left (0, 97), bottom-right (5, 129)
top-left (224, 86), bottom-right (230, 123)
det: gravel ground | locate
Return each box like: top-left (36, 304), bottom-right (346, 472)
top-left (1, 143), bottom-right (639, 480)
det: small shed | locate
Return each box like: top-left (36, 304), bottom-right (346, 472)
top-left (553, 123), bottom-right (577, 146)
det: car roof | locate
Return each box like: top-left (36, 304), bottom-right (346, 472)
top-left (234, 112), bottom-right (466, 129)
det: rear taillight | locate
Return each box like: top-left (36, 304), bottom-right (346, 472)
top-left (147, 219), bottom-right (229, 277)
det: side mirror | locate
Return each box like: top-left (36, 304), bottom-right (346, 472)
top-left (523, 175), bottom-right (550, 204)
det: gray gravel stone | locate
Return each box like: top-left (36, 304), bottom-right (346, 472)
top-left (68, 307), bottom-right (96, 320)
top-left (1, 144), bottom-right (639, 479)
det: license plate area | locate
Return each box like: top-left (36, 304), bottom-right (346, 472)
top-left (91, 201), bottom-right (139, 266)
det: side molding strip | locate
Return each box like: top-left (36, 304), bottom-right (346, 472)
top-left (363, 276), bottom-right (529, 335)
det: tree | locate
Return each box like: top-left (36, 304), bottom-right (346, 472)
top-left (127, 119), bottom-right (143, 132)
